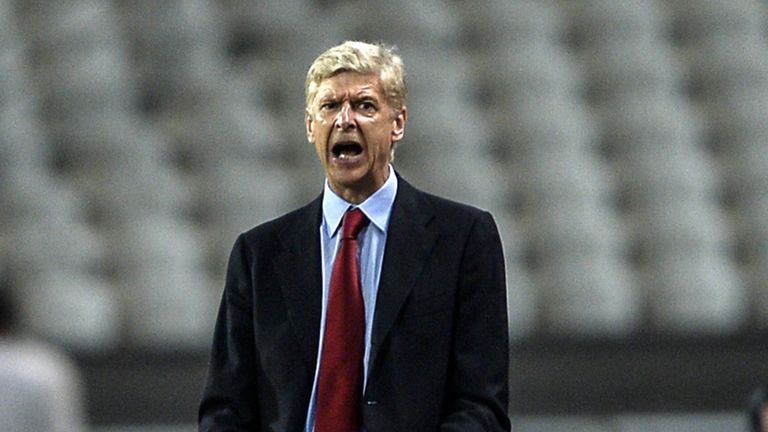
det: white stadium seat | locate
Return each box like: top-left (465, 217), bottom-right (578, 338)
top-left (19, 269), bottom-right (121, 352)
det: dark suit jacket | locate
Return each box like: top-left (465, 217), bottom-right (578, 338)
top-left (199, 175), bottom-right (510, 431)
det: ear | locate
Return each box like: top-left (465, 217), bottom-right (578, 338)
top-left (305, 108), bottom-right (315, 143)
top-left (391, 106), bottom-right (407, 143)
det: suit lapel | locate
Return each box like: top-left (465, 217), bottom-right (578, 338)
top-left (273, 197), bottom-right (324, 368)
top-left (270, 180), bottom-right (439, 375)
top-left (369, 178), bottom-right (438, 370)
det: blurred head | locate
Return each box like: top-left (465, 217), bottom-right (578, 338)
top-left (0, 276), bottom-right (18, 336)
top-left (305, 41), bottom-right (408, 204)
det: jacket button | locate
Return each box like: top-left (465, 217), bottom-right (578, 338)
top-left (366, 400), bottom-right (378, 406)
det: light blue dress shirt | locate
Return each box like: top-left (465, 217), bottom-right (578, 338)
top-left (304, 166), bottom-right (398, 432)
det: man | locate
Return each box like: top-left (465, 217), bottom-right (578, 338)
top-left (199, 41), bottom-right (510, 431)
top-left (751, 386), bottom-right (768, 432)
top-left (0, 277), bottom-right (85, 432)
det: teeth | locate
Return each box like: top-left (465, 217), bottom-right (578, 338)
top-left (333, 142), bottom-right (362, 160)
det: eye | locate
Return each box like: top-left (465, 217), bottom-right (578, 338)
top-left (320, 101), bottom-right (339, 111)
top-left (358, 100), bottom-right (376, 111)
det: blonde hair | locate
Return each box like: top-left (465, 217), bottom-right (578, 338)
top-left (305, 41), bottom-right (407, 114)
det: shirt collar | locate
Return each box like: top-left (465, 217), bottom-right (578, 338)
top-left (322, 165), bottom-right (398, 238)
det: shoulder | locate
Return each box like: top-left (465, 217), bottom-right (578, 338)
top-left (422, 189), bottom-right (488, 218)
top-left (398, 176), bottom-right (495, 228)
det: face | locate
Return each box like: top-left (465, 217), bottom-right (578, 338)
top-left (306, 71), bottom-right (406, 204)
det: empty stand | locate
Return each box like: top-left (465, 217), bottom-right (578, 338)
top-left (641, 254), bottom-right (746, 334)
top-left (667, 0), bottom-right (768, 329)
top-left (0, 6), bottom-right (767, 428)
top-left (19, 269), bottom-right (120, 352)
top-left (666, 0), bottom-right (766, 44)
top-left (455, 0), bottom-right (563, 48)
top-left (329, 0), bottom-right (460, 48)
top-left (564, 0), bottom-right (666, 49)
top-left (581, 42), bottom-right (683, 104)
top-left (116, 0), bottom-right (227, 112)
top-left (107, 215), bottom-right (216, 349)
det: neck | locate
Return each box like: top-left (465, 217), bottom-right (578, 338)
top-left (329, 167), bottom-right (391, 205)
top-left (331, 186), bottom-right (373, 205)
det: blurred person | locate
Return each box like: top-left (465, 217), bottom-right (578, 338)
top-left (199, 41), bottom-right (510, 431)
top-left (750, 386), bottom-right (768, 432)
top-left (0, 276), bottom-right (86, 432)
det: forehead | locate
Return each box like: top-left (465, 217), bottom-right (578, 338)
top-left (314, 71), bottom-right (385, 99)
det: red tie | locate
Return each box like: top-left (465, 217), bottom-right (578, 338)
top-left (316, 208), bottom-right (369, 432)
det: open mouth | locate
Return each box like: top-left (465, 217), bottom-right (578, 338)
top-left (331, 141), bottom-right (363, 160)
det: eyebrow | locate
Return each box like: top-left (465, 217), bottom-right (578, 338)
top-left (316, 91), bottom-right (380, 104)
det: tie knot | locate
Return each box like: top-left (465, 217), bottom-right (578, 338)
top-left (341, 208), bottom-right (369, 239)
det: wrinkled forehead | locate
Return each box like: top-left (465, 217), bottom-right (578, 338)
top-left (310, 71), bottom-right (385, 104)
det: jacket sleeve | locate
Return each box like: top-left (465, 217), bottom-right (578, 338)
top-left (199, 234), bottom-right (260, 431)
top-left (441, 211), bottom-right (511, 431)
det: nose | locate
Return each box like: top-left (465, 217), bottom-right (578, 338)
top-left (334, 102), bottom-right (356, 130)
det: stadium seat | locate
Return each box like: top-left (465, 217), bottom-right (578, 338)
top-left (15, 0), bottom-right (132, 122)
top-left (396, 153), bottom-right (502, 211)
top-left (564, 0), bottom-right (665, 49)
top-left (198, 160), bottom-right (300, 275)
top-left (76, 163), bottom-right (192, 225)
top-left (219, 0), bottom-right (317, 38)
top-left (0, 105), bottom-right (49, 169)
top-left (506, 262), bottom-right (537, 340)
top-left (0, 0), bottom-right (18, 39)
top-left (327, 0), bottom-right (459, 48)
top-left (107, 213), bottom-right (215, 349)
top-left (734, 192), bottom-right (768, 265)
top-left (684, 36), bottom-right (768, 100)
top-left (403, 46), bottom-right (475, 108)
top-left (749, 260), bottom-right (768, 326)
top-left (157, 95), bottom-right (286, 168)
top-left (400, 101), bottom-right (493, 161)
top-left (703, 86), bottom-right (768, 157)
top-left (599, 95), bottom-right (703, 160)
top-left (718, 141), bottom-right (768, 207)
top-left (49, 113), bottom-right (171, 171)
top-left (455, 0), bottom-right (563, 48)
top-left (196, 159), bottom-right (299, 226)
top-left (536, 253), bottom-right (640, 336)
top-left (0, 45), bottom-right (28, 105)
top-left (512, 152), bottom-right (614, 214)
top-left (497, 98), bottom-right (596, 162)
top-left (119, 0), bottom-right (228, 111)
top-left (7, 210), bottom-right (104, 281)
top-left (15, 0), bottom-right (122, 57)
top-left (614, 144), bottom-right (719, 209)
top-left (642, 254), bottom-right (746, 334)
top-left (476, 44), bottom-right (583, 110)
top-left (629, 200), bottom-right (732, 262)
top-left (581, 41), bottom-right (683, 104)
top-left (665, 0), bottom-right (766, 44)
top-left (19, 269), bottom-right (121, 352)
top-left (120, 265), bottom-right (217, 350)
top-left (106, 216), bottom-right (207, 279)
top-left (2, 0), bottom-right (765, 356)
top-left (0, 170), bottom-right (95, 282)
top-left (33, 46), bottom-right (133, 120)
top-left (526, 198), bottom-right (625, 259)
